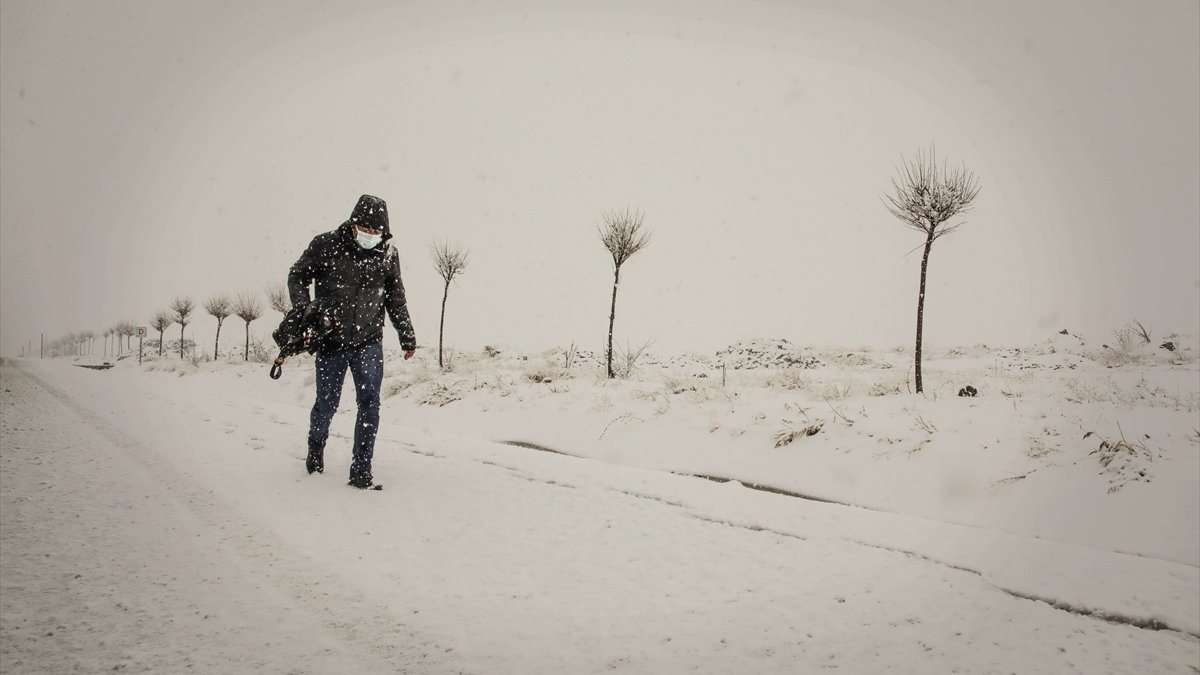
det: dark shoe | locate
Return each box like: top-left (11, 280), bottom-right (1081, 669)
top-left (347, 474), bottom-right (381, 490)
top-left (306, 453), bottom-right (324, 475)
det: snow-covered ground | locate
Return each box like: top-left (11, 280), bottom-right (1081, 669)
top-left (1, 332), bottom-right (1198, 673)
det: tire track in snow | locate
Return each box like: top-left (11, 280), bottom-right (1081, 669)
top-left (501, 439), bottom-right (871, 509)
top-left (686, 511), bottom-right (1197, 639)
top-left (495, 438), bottom-right (1200, 639)
top-left (4, 363), bottom-right (463, 674)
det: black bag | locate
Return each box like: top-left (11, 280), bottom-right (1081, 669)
top-left (269, 302), bottom-right (339, 379)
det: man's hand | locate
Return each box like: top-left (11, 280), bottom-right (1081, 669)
top-left (403, 349), bottom-right (416, 360)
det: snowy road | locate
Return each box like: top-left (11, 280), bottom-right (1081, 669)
top-left (2, 359), bottom-right (1197, 673)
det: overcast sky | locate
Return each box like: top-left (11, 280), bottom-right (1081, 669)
top-left (2, 0), bottom-right (1197, 357)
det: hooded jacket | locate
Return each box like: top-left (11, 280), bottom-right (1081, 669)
top-left (287, 195), bottom-right (417, 353)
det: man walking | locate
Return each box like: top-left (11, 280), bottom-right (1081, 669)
top-left (288, 194), bottom-right (417, 489)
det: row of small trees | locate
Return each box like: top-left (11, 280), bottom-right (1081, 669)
top-left (425, 209), bottom-right (652, 380)
top-left (587, 143), bottom-right (980, 389)
top-left (82, 287), bottom-right (278, 362)
top-left (146, 293), bottom-right (268, 361)
top-left (45, 222), bottom-right (629, 370)
top-left (45, 143), bottom-right (976, 386)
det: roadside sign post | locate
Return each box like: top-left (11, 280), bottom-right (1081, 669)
top-left (136, 327), bottom-right (146, 364)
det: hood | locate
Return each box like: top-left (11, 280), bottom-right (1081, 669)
top-left (342, 194), bottom-right (392, 244)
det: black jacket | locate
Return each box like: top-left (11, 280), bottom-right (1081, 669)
top-left (287, 195), bottom-right (417, 353)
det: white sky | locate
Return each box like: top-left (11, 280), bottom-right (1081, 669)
top-left (2, 0), bottom-right (1197, 356)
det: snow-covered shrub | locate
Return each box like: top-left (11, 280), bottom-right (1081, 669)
top-left (773, 421), bottom-right (823, 447)
top-left (417, 382), bottom-right (464, 407)
top-left (561, 343), bottom-right (578, 369)
top-left (524, 364), bottom-right (570, 384)
top-left (869, 381), bottom-right (903, 396)
top-left (1094, 343), bottom-right (1153, 368)
top-left (765, 370), bottom-right (810, 392)
top-left (384, 368), bottom-right (437, 398)
top-left (612, 340), bottom-right (652, 379)
top-left (634, 387), bottom-right (671, 415)
top-left (1064, 375), bottom-right (1197, 410)
top-left (160, 338), bottom-right (198, 359)
top-left (1024, 435), bottom-right (1057, 459)
top-left (820, 381), bottom-right (854, 400)
top-left (661, 375), bottom-right (699, 395)
top-left (247, 338), bottom-right (272, 364)
top-left (1087, 322), bottom-right (1172, 367)
top-left (829, 352), bottom-right (877, 367)
top-left (1085, 429), bottom-right (1154, 493)
top-left (436, 347), bottom-right (456, 372)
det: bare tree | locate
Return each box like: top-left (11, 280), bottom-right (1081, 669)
top-left (430, 239), bottom-right (470, 369)
top-left (597, 207), bottom-right (652, 379)
top-left (150, 311), bottom-right (173, 357)
top-left (265, 281), bottom-right (291, 315)
top-left (170, 297), bottom-right (195, 360)
top-left (883, 144), bottom-right (981, 394)
top-left (204, 294), bottom-right (233, 361)
top-left (122, 322), bottom-right (135, 354)
top-left (233, 292), bottom-right (263, 362)
top-left (115, 320), bottom-right (135, 355)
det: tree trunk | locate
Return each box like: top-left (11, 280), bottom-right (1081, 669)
top-left (914, 233), bottom-right (935, 394)
top-left (213, 319), bottom-right (223, 361)
top-left (179, 323), bottom-right (186, 360)
top-left (438, 280), bottom-right (450, 369)
top-left (244, 322), bottom-right (250, 361)
top-left (607, 266), bottom-right (621, 379)
top-left (157, 330), bottom-right (164, 356)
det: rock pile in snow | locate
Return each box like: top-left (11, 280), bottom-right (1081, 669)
top-left (715, 338), bottom-right (822, 370)
top-left (566, 348), bottom-right (713, 374)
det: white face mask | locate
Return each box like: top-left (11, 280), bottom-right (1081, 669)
top-left (355, 230), bottom-right (382, 249)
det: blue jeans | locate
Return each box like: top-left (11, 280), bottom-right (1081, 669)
top-left (308, 340), bottom-right (384, 480)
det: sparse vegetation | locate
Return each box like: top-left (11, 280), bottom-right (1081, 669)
top-left (914, 416), bottom-right (937, 434)
top-left (418, 382), bottom-right (465, 407)
top-left (611, 339), bottom-right (653, 379)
